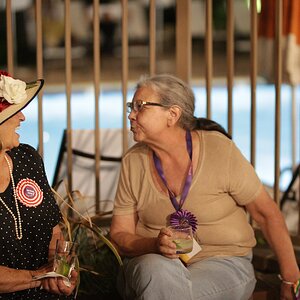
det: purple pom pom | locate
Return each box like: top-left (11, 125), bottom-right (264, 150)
top-left (170, 209), bottom-right (198, 233)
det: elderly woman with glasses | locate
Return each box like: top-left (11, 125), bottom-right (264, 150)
top-left (110, 74), bottom-right (299, 300)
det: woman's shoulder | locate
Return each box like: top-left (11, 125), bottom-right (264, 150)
top-left (198, 129), bottom-right (233, 146)
top-left (197, 130), bottom-right (235, 161)
top-left (10, 144), bottom-right (41, 160)
top-left (198, 130), bottom-right (248, 164)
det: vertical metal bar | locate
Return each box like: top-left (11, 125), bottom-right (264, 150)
top-left (250, 0), bottom-right (257, 167)
top-left (176, 0), bottom-right (191, 83)
top-left (149, 0), bottom-right (156, 76)
top-left (65, 0), bottom-right (73, 193)
top-left (291, 85), bottom-right (296, 169)
top-left (121, 0), bottom-right (129, 153)
top-left (93, 0), bottom-right (101, 212)
top-left (35, 0), bottom-right (44, 157)
top-left (291, 85), bottom-right (300, 236)
top-left (205, 0), bottom-right (213, 119)
top-left (226, 0), bottom-right (234, 136)
top-left (6, 0), bottom-right (13, 74)
top-left (274, 0), bottom-right (282, 205)
top-left (298, 164), bottom-right (300, 235)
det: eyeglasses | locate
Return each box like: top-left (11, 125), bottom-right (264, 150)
top-left (126, 100), bottom-right (165, 113)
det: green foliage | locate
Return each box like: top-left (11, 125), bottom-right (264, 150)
top-left (75, 225), bottom-right (121, 298)
top-left (52, 185), bottom-right (123, 299)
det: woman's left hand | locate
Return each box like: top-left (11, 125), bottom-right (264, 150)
top-left (41, 269), bottom-right (78, 296)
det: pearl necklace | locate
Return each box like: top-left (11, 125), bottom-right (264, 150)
top-left (0, 155), bottom-right (22, 240)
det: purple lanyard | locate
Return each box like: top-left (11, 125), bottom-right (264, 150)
top-left (153, 131), bottom-right (193, 211)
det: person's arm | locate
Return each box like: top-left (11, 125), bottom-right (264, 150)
top-left (0, 267), bottom-right (41, 293)
top-left (0, 226), bottom-right (61, 293)
top-left (48, 224), bottom-right (62, 261)
top-left (110, 213), bottom-right (177, 258)
top-left (246, 187), bottom-right (299, 299)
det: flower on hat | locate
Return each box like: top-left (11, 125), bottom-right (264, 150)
top-left (0, 73), bottom-right (27, 105)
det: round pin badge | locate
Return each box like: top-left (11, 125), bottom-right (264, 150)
top-left (16, 178), bottom-right (43, 207)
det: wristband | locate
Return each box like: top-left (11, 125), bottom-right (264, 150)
top-left (278, 274), bottom-right (300, 299)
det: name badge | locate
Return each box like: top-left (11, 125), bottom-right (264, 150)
top-left (179, 238), bottom-right (202, 264)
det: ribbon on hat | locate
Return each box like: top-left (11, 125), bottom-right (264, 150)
top-left (0, 101), bottom-right (11, 112)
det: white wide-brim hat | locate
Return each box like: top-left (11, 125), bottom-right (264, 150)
top-left (0, 79), bottom-right (44, 125)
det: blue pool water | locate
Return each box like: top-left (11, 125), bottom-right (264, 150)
top-left (18, 83), bottom-right (300, 190)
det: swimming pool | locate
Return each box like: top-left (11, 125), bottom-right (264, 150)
top-left (18, 83), bottom-right (300, 190)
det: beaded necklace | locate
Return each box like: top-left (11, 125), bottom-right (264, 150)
top-left (0, 155), bottom-right (22, 240)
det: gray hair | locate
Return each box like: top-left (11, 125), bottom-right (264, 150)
top-left (136, 74), bottom-right (196, 130)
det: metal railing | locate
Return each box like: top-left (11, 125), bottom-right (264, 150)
top-left (2, 0), bottom-right (299, 232)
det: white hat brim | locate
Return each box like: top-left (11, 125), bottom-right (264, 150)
top-left (0, 79), bottom-right (44, 125)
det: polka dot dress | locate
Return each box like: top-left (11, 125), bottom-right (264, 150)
top-left (0, 144), bottom-right (72, 299)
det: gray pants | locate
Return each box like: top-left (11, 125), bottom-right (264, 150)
top-left (117, 253), bottom-right (256, 300)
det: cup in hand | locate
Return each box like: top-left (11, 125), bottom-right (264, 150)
top-left (168, 224), bottom-right (193, 254)
top-left (53, 240), bottom-right (78, 279)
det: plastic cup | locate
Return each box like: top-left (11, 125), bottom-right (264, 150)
top-left (168, 224), bottom-right (193, 254)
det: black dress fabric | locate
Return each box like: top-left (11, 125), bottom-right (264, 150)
top-left (0, 144), bottom-right (70, 299)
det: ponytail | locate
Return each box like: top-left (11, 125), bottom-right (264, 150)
top-left (193, 117), bottom-right (232, 139)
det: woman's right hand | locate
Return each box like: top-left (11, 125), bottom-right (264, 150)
top-left (157, 227), bottom-right (179, 259)
top-left (280, 282), bottom-right (296, 300)
top-left (41, 269), bottom-right (78, 296)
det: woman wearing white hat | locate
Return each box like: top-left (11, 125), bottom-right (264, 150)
top-left (0, 71), bottom-right (78, 299)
